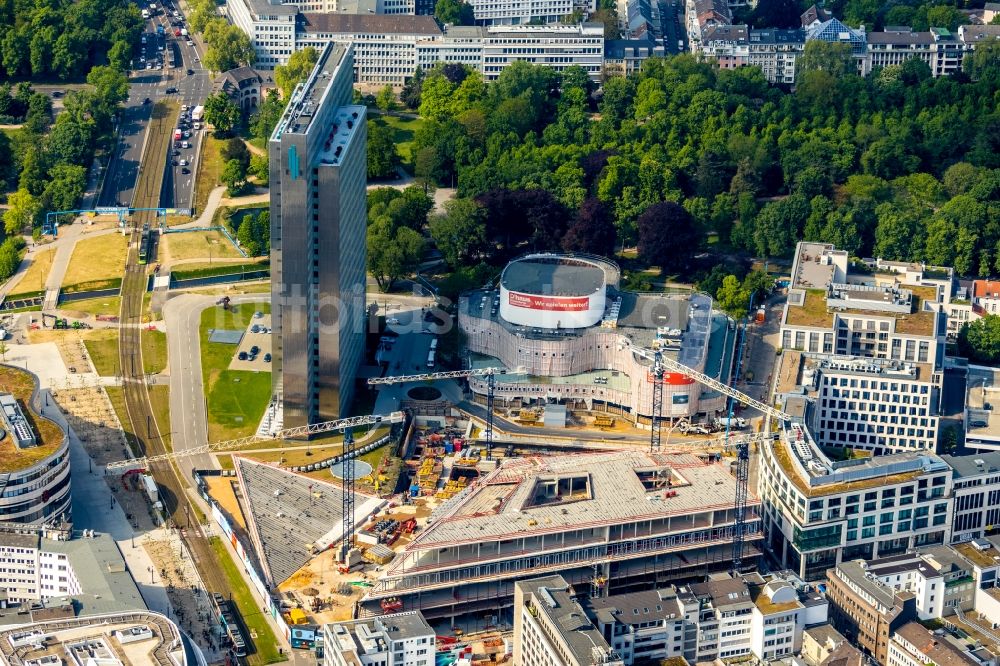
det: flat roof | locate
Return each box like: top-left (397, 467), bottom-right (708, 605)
top-left (271, 43), bottom-right (349, 141)
top-left (941, 451), bottom-right (1000, 477)
top-left (398, 451), bottom-right (758, 549)
top-left (963, 366), bottom-right (1000, 440)
top-left (501, 256), bottom-right (607, 297)
top-left (300, 13), bottom-right (442, 36)
top-left (770, 423), bottom-right (947, 497)
top-left (0, 367), bottom-right (66, 474)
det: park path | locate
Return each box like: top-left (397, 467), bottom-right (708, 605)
top-left (0, 222), bottom-right (121, 302)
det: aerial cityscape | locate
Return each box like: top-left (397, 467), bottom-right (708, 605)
top-left (0, 0), bottom-right (999, 664)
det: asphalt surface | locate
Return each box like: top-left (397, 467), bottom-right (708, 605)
top-left (163, 293), bottom-right (265, 478)
top-left (99, 1), bottom-right (211, 212)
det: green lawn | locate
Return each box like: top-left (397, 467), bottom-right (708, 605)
top-left (83, 330), bottom-right (121, 376)
top-left (200, 301), bottom-right (272, 440)
top-left (142, 329), bottom-right (167, 375)
top-left (62, 295), bottom-right (121, 318)
top-left (172, 259), bottom-right (268, 281)
top-left (206, 370), bottom-right (271, 441)
top-left (377, 115), bottom-right (426, 170)
top-left (194, 134), bottom-right (226, 216)
top-left (148, 384), bottom-right (171, 451)
top-left (207, 536), bottom-right (285, 665)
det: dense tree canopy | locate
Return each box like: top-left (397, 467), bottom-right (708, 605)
top-left (398, 49), bottom-right (1000, 283)
top-left (0, 0), bottom-right (143, 80)
top-left (959, 316), bottom-right (1000, 364)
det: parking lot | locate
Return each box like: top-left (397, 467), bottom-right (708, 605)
top-left (228, 312), bottom-right (272, 371)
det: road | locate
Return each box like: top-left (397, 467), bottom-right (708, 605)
top-left (115, 96), bottom-right (275, 665)
top-left (162, 293), bottom-right (264, 477)
top-left (98, 0), bottom-right (211, 212)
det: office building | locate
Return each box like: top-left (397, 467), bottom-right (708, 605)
top-left (963, 367), bottom-right (1000, 452)
top-left (322, 612), bottom-right (435, 666)
top-left (226, 0), bottom-right (297, 68)
top-left (758, 421), bottom-right (953, 581)
top-left (0, 525), bottom-right (144, 610)
top-left (416, 26), bottom-right (485, 71)
top-left (466, 0), bottom-right (594, 25)
top-left (514, 575), bottom-right (624, 666)
top-left (362, 450), bottom-right (764, 622)
top-left (0, 612), bottom-right (192, 666)
top-left (778, 243), bottom-right (949, 454)
top-left (941, 452), bottom-right (1000, 540)
top-left (887, 622), bottom-right (981, 666)
top-left (297, 15), bottom-right (442, 88)
top-left (481, 24), bottom-right (605, 81)
top-left (825, 560), bottom-right (919, 665)
top-left (864, 27), bottom-right (968, 77)
top-left (0, 375), bottom-right (71, 525)
top-left (269, 44), bottom-right (367, 427)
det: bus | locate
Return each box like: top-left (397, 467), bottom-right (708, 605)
top-left (426, 350), bottom-right (436, 368)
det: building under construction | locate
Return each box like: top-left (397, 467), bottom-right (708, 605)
top-left (361, 450), bottom-right (761, 623)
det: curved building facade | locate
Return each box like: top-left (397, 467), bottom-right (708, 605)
top-left (0, 369), bottom-right (71, 525)
top-left (459, 254), bottom-right (732, 423)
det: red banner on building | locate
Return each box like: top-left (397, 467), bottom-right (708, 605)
top-left (646, 371), bottom-right (696, 385)
top-left (507, 291), bottom-right (590, 311)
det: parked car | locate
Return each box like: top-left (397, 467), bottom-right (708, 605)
top-left (186, 68), bottom-right (194, 75)
top-left (264, 353), bottom-right (272, 363)
top-left (181, 167), bottom-right (190, 174)
top-left (238, 351), bottom-right (248, 361)
top-left (251, 324), bottom-right (260, 333)
top-left (250, 345), bottom-right (259, 355)
top-left (165, 87), bottom-right (178, 94)
top-left (179, 159), bottom-right (188, 166)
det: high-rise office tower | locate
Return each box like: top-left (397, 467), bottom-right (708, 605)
top-left (269, 43), bottom-right (367, 427)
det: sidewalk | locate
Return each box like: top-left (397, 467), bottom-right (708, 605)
top-left (43, 394), bottom-right (174, 617)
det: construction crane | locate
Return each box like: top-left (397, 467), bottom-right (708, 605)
top-left (621, 339), bottom-right (790, 572)
top-left (104, 412), bottom-right (406, 471)
top-left (368, 367), bottom-right (517, 459)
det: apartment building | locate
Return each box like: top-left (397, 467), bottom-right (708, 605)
top-left (604, 39), bottom-right (665, 77)
top-left (825, 560), bottom-right (919, 665)
top-left (226, 0), bottom-right (297, 68)
top-left (855, 548), bottom-right (976, 619)
top-left (801, 624), bottom-right (865, 666)
top-left (700, 24), bottom-right (748, 68)
top-left (585, 572), bottom-right (827, 665)
top-left (759, 421), bottom-right (953, 581)
top-left (481, 23), bottom-right (605, 82)
top-left (941, 453), bottom-right (1000, 541)
top-left (322, 612), bottom-right (435, 666)
top-left (864, 27), bottom-right (968, 77)
top-left (297, 15), bottom-right (442, 88)
top-left (685, 0), bottom-right (731, 49)
top-left (779, 243), bottom-right (948, 454)
top-left (514, 575), bottom-right (624, 666)
top-left (269, 44), bottom-right (367, 424)
top-left (887, 622), bottom-right (981, 666)
top-left (748, 28), bottom-right (804, 84)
